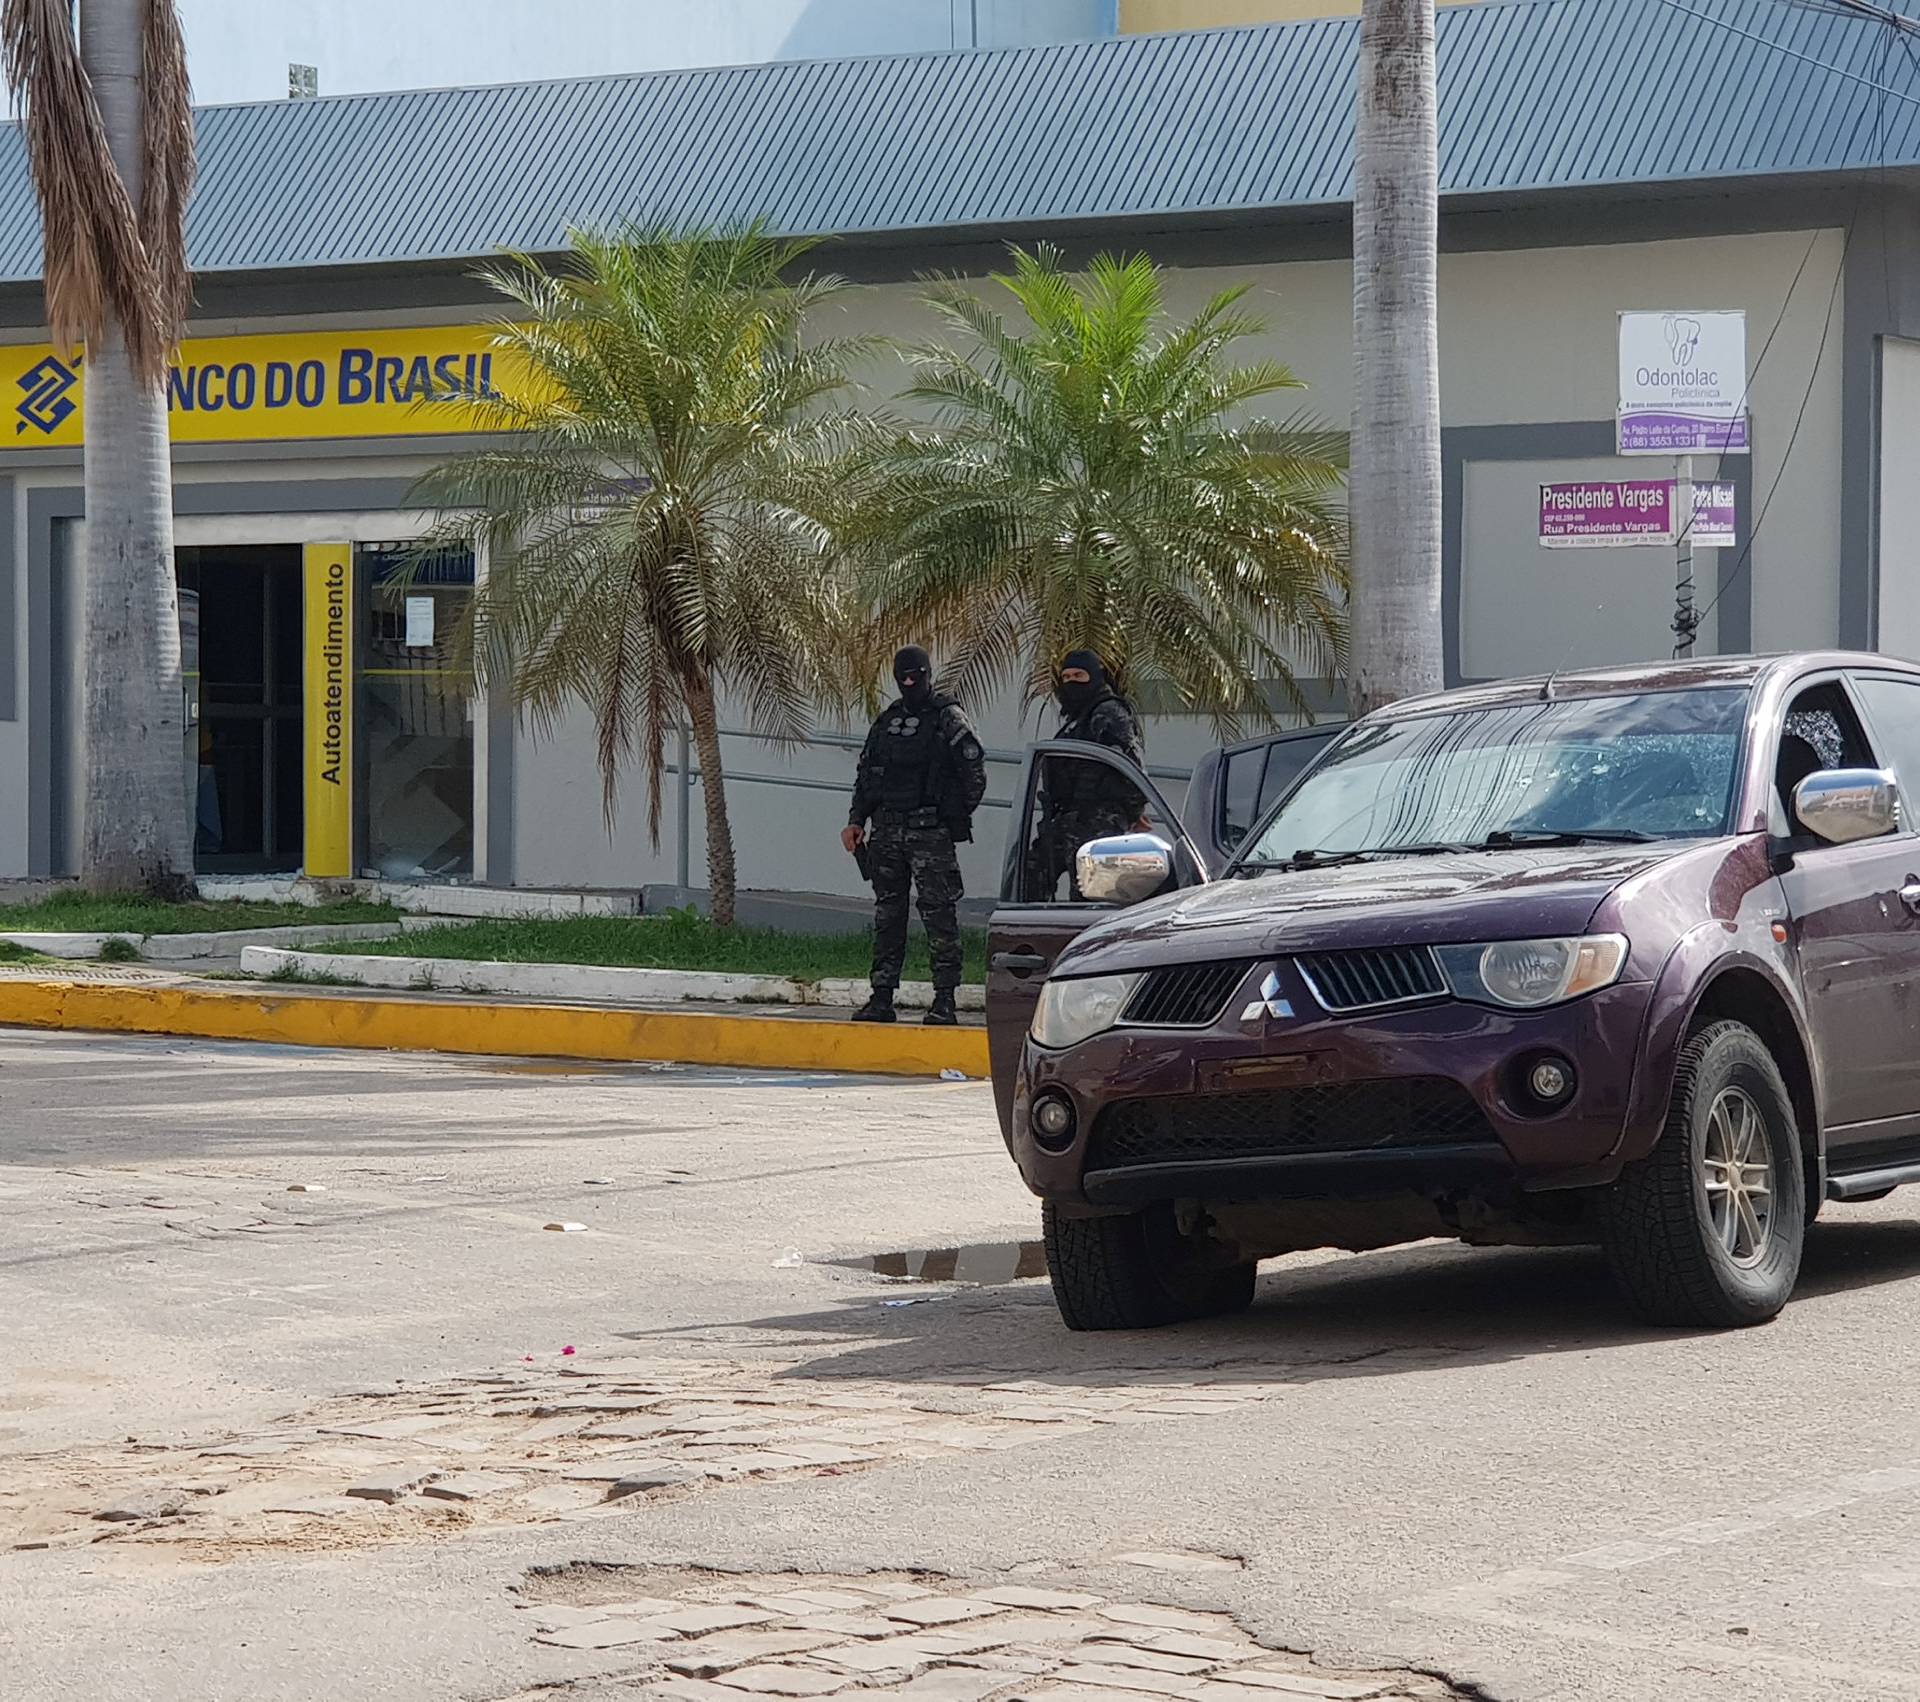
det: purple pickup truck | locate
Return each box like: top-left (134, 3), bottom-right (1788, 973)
top-left (988, 654), bottom-right (1920, 1332)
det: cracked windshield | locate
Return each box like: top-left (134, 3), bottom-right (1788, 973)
top-left (1241, 688), bottom-right (1750, 864)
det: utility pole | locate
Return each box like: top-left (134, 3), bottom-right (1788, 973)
top-left (1348, 0), bottom-right (1444, 718)
top-left (1673, 455), bottom-right (1696, 657)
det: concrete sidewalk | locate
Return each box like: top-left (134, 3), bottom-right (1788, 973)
top-left (0, 963), bottom-right (988, 1078)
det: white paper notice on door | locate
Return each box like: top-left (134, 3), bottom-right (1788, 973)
top-left (405, 595), bottom-right (434, 648)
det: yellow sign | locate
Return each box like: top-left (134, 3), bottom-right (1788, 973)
top-left (304, 542), bottom-right (354, 878)
top-left (0, 325), bottom-right (518, 449)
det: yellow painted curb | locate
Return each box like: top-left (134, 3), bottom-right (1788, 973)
top-left (0, 979), bottom-right (991, 1078)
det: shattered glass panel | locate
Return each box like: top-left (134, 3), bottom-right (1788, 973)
top-left (1785, 710), bottom-right (1845, 770)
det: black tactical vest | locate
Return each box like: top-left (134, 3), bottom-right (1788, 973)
top-left (876, 704), bottom-right (940, 810)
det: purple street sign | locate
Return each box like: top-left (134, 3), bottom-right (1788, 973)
top-left (1539, 480), bottom-right (1675, 548)
top-left (1617, 412), bottom-right (1750, 455)
top-left (1692, 482), bottom-right (1737, 547)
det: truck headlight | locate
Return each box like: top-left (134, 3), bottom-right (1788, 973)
top-left (1435, 935), bottom-right (1628, 1009)
top-left (1030, 973), bottom-right (1143, 1049)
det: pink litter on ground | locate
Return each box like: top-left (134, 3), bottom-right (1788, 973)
top-left (561, 1345), bottom-right (576, 1356)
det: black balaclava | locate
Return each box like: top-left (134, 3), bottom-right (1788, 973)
top-left (893, 645), bottom-right (934, 710)
top-left (1055, 649), bottom-right (1107, 717)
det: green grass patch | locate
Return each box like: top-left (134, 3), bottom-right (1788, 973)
top-left (348, 908), bottom-right (989, 984)
top-left (261, 961), bottom-right (364, 988)
top-left (0, 890), bottom-right (398, 936)
top-left (0, 939), bottom-right (51, 964)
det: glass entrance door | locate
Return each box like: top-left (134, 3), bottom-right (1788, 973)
top-left (179, 545), bottom-right (304, 871)
top-left (357, 542), bottom-right (476, 880)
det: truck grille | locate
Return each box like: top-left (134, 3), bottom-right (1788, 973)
top-left (1087, 1079), bottom-right (1491, 1170)
top-left (1120, 959), bottom-right (1254, 1027)
top-left (1296, 946), bottom-right (1445, 1011)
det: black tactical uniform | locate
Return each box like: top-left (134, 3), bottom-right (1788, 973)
top-left (1027, 649), bottom-right (1149, 900)
top-left (847, 648), bottom-right (988, 1025)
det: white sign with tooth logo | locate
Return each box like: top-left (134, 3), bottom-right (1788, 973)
top-left (1617, 309), bottom-right (1749, 456)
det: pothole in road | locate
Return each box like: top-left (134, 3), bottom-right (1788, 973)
top-left (505, 1564), bottom-right (1463, 1701)
top-left (826, 1243), bottom-right (1048, 1285)
top-left (3, 1355), bottom-right (1314, 1559)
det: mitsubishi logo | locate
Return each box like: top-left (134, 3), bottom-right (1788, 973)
top-left (16, 354), bottom-right (78, 435)
top-left (1240, 969), bottom-right (1294, 1022)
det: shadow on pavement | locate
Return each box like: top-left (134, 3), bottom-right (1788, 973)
top-left (624, 1211), bottom-right (1920, 1392)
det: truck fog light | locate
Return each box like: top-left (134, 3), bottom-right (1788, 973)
top-left (1031, 1093), bottom-right (1077, 1150)
top-left (1526, 1056), bottom-right (1575, 1107)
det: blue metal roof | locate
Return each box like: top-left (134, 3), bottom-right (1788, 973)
top-left (0, 0), bottom-right (1914, 282)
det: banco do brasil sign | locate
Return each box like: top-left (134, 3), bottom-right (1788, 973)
top-left (0, 325), bottom-right (520, 448)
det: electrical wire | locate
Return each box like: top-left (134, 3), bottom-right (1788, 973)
top-left (1658, 0), bottom-right (1918, 644)
top-left (1691, 207), bottom-right (1857, 635)
top-left (1651, 0), bottom-right (1920, 104)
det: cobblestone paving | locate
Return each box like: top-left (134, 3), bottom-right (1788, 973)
top-left (4, 1351), bottom-right (1316, 1554)
top-left (499, 1567), bottom-right (1464, 1702)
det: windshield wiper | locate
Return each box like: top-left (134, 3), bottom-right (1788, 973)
top-left (1234, 849), bottom-right (1370, 874)
top-left (1473, 828), bottom-right (1656, 849)
top-left (1236, 842), bottom-right (1472, 874)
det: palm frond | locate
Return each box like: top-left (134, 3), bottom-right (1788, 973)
top-left (2, 0), bottom-right (176, 376)
top-left (138, 0), bottom-right (194, 341)
top-left (846, 244), bottom-right (1349, 724)
top-left (414, 224), bottom-right (859, 862)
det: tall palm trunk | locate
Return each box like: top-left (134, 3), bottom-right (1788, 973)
top-left (1349, 0), bottom-right (1442, 719)
top-left (80, 0), bottom-right (190, 893)
top-left (683, 673), bottom-right (738, 927)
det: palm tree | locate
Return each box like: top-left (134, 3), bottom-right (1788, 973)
top-left (845, 246), bottom-right (1347, 732)
top-left (417, 225), bottom-right (865, 928)
top-left (4, 0), bottom-right (196, 894)
top-left (1349, 0), bottom-right (1443, 717)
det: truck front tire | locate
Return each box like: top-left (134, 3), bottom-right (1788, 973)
top-left (1600, 1020), bottom-right (1805, 1328)
top-left (1043, 1202), bottom-right (1256, 1331)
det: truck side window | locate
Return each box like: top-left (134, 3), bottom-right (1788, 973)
top-left (1020, 753), bottom-right (1158, 902)
top-left (1256, 733), bottom-right (1334, 817)
top-left (1773, 682), bottom-right (1880, 837)
top-left (1218, 746), bottom-right (1266, 850)
top-left (1853, 677), bottom-right (1920, 813)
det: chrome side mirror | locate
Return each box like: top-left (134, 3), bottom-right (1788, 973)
top-left (1794, 768), bottom-right (1900, 844)
top-left (1075, 833), bottom-right (1174, 905)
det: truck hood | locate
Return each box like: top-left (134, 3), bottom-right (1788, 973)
top-left (1054, 842), bottom-right (1701, 976)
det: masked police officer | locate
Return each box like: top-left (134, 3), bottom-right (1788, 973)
top-left (1026, 649), bottom-right (1149, 899)
top-left (844, 647), bottom-right (988, 1025)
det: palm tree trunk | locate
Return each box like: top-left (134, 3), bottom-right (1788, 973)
top-left (78, 0), bottom-right (191, 894)
top-left (684, 673), bottom-right (737, 927)
top-left (1349, 0), bottom-right (1443, 720)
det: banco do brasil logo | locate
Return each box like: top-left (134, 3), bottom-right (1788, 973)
top-left (16, 353), bottom-right (79, 435)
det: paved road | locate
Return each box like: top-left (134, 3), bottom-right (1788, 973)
top-left (3, 1031), bottom-right (1919, 1702)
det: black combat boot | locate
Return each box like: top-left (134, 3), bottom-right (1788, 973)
top-left (851, 988), bottom-right (897, 1023)
top-left (924, 989), bottom-right (959, 1026)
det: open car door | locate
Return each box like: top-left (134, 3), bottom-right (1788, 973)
top-left (987, 740), bottom-right (1209, 1137)
top-left (1183, 725), bottom-right (1342, 870)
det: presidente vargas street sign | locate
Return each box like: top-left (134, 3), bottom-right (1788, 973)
top-left (1617, 310), bottom-right (1749, 456)
top-left (0, 325), bottom-right (518, 448)
top-left (1539, 479), bottom-right (1737, 548)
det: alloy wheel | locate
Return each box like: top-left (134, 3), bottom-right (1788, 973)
top-left (1701, 1085), bottom-right (1775, 1268)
